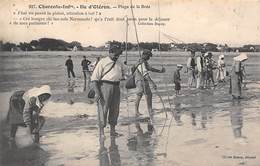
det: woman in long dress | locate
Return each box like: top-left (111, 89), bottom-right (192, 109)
top-left (216, 54), bottom-right (226, 82)
top-left (230, 53), bottom-right (248, 99)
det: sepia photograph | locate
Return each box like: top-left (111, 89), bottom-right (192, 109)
top-left (0, 0), bottom-right (260, 165)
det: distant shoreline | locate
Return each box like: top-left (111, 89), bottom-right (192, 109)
top-left (1, 50), bottom-right (260, 58)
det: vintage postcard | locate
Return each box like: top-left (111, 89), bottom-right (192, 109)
top-left (0, 0), bottom-right (260, 165)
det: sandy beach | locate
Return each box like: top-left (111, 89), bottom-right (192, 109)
top-left (1, 51), bottom-right (260, 166)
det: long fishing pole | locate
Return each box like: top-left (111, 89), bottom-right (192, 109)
top-left (97, 99), bottom-right (104, 145)
top-left (156, 0), bottom-right (170, 119)
top-left (124, 16), bottom-right (129, 65)
top-left (155, 0), bottom-right (168, 130)
top-left (124, 15), bottom-right (132, 139)
top-left (162, 112), bottom-right (175, 166)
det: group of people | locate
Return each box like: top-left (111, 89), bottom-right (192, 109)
top-left (186, 50), bottom-right (248, 99)
top-left (6, 45), bottom-right (248, 148)
top-left (65, 55), bottom-right (100, 87)
top-left (91, 46), bottom-right (248, 139)
top-left (90, 46), bottom-right (165, 138)
top-left (186, 50), bottom-right (227, 89)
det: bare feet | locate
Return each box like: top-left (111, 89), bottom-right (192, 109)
top-left (135, 112), bottom-right (143, 117)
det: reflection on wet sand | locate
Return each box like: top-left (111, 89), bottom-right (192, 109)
top-left (173, 91), bottom-right (248, 144)
top-left (83, 78), bottom-right (87, 92)
top-left (230, 99), bottom-right (247, 145)
top-left (126, 122), bottom-right (155, 165)
top-left (189, 91), bottom-right (214, 129)
top-left (99, 136), bottom-right (121, 166)
top-left (0, 134), bottom-right (48, 166)
top-left (98, 121), bottom-right (156, 166)
top-left (67, 79), bottom-right (75, 93)
top-left (67, 79), bottom-right (75, 104)
top-left (190, 109), bottom-right (213, 129)
top-left (173, 99), bottom-right (183, 126)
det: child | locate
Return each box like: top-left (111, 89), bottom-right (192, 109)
top-left (173, 64), bottom-right (183, 96)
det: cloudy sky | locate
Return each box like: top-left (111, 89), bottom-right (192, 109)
top-left (0, 0), bottom-right (260, 47)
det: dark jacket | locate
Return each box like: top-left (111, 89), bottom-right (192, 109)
top-left (65, 59), bottom-right (73, 69)
top-left (81, 59), bottom-right (91, 71)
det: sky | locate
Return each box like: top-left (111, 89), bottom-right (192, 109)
top-left (0, 0), bottom-right (260, 47)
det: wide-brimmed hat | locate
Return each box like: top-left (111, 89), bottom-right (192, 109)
top-left (23, 85), bottom-right (51, 101)
top-left (233, 53), bottom-right (248, 62)
top-left (23, 85), bottom-right (51, 107)
top-left (177, 64), bottom-right (183, 68)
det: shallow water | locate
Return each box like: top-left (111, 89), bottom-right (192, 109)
top-left (2, 81), bottom-right (260, 166)
top-left (1, 52), bottom-right (260, 166)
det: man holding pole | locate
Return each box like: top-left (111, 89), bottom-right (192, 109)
top-left (134, 49), bottom-right (165, 117)
top-left (91, 45), bottom-right (124, 139)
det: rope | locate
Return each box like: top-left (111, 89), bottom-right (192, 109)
top-left (162, 113), bottom-right (175, 166)
top-left (162, 32), bottom-right (196, 52)
top-left (157, 4), bottom-right (175, 162)
top-left (124, 16), bottom-right (131, 139)
top-left (156, 0), bottom-right (169, 119)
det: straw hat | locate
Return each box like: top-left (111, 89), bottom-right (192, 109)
top-left (233, 53), bottom-right (248, 62)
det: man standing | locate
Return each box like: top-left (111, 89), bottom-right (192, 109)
top-left (186, 50), bottom-right (196, 88)
top-left (81, 56), bottom-right (91, 90)
top-left (91, 45), bottom-right (124, 138)
top-left (81, 56), bottom-right (91, 79)
top-left (65, 55), bottom-right (76, 79)
top-left (134, 49), bottom-right (165, 117)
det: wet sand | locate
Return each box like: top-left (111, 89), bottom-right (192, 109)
top-left (1, 51), bottom-right (260, 166)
